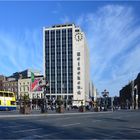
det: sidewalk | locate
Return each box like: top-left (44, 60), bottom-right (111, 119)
top-left (0, 109), bottom-right (113, 118)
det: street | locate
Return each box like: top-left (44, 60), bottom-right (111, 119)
top-left (0, 110), bottom-right (140, 139)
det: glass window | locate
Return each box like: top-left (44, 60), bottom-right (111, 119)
top-left (77, 91), bottom-right (81, 95)
top-left (4, 93), bottom-right (8, 97)
top-left (77, 81), bottom-right (80, 84)
top-left (78, 62), bottom-right (80, 66)
top-left (77, 52), bottom-right (80, 56)
top-left (77, 86), bottom-right (80, 89)
top-left (77, 67), bottom-right (80, 70)
top-left (75, 29), bottom-right (79, 32)
top-left (11, 101), bottom-right (15, 105)
top-left (9, 93), bottom-right (14, 97)
top-left (77, 57), bottom-right (80, 60)
top-left (77, 72), bottom-right (80, 75)
top-left (77, 76), bottom-right (80, 80)
top-left (0, 92), bottom-right (3, 96)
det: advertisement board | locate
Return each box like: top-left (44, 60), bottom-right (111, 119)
top-left (31, 78), bottom-right (42, 91)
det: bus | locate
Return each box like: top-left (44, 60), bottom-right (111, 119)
top-left (0, 91), bottom-right (16, 111)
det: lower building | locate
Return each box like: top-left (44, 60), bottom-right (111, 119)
top-left (2, 78), bottom-right (18, 100)
top-left (0, 75), bottom-right (6, 90)
top-left (8, 69), bottom-right (41, 80)
top-left (18, 76), bottom-right (44, 100)
top-left (119, 73), bottom-right (140, 109)
top-left (134, 73), bottom-right (140, 108)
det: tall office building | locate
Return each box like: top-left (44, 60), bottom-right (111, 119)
top-left (43, 24), bottom-right (90, 106)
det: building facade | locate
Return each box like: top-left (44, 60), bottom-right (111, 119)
top-left (8, 69), bottom-right (41, 80)
top-left (0, 69), bottom-right (42, 102)
top-left (119, 73), bottom-right (140, 109)
top-left (0, 75), bottom-right (6, 90)
top-left (2, 78), bottom-right (18, 100)
top-left (134, 73), bottom-right (140, 108)
top-left (43, 24), bottom-right (90, 106)
top-left (18, 76), bottom-right (44, 100)
top-left (18, 78), bottom-right (31, 99)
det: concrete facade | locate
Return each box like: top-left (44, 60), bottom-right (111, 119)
top-left (18, 76), bottom-right (44, 100)
top-left (43, 24), bottom-right (91, 106)
top-left (0, 75), bottom-right (6, 91)
top-left (0, 69), bottom-right (42, 101)
top-left (2, 79), bottom-right (18, 100)
top-left (8, 69), bottom-right (41, 80)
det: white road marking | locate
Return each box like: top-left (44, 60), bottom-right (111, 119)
top-left (13, 128), bottom-right (42, 133)
top-left (62, 123), bottom-right (80, 127)
top-left (124, 128), bottom-right (140, 133)
top-left (1, 124), bottom-right (26, 128)
top-left (33, 135), bottom-right (42, 138)
top-left (0, 114), bottom-right (47, 118)
top-left (0, 111), bottom-right (113, 118)
top-left (47, 111), bottom-right (113, 116)
top-left (36, 119), bottom-right (49, 122)
top-left (19, 136), bottom-right (37, 140)
top-left (34, 131), bottom-right (64, 138)
top-left (114, 117), bottom-right (122, 119)
top-left (27, 115), bottom-right (97, 123)
top-left (93, 131), bottom-right (121, 139)
top-left (37, 117), bottom-right (72, 122)
top-left (54, 117), bottom-right (72, 120)
top-left (92, 120), bottom-right (101, 122)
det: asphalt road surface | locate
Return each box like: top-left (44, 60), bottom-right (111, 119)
top-left (0, 110), bottom-right (140, 139)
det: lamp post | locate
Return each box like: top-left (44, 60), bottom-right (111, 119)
top-left (134, 85), bottom-right (138, 109)
top-left (111, 97), bottom-right (114, 111)
top-left (102, 89), bottom-right (109, 111)
top-left (43, 84), bottom-right (47, 113)
top-left (131, 80), bottom-right (134, 109)
top-left (62, 83), bottom-right (65, 108)
top-left (39, 78), bottom-right (49, 113)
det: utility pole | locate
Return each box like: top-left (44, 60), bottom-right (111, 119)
top-left (39, 78), bottom-right (48, 113)
top-left (111, 97), bottom-right (114, 111)
top-left (102, 89), bottom-right (109, 111)
top-left (134, 85), bottom-right (138, 109)
top-left (131, 80), bottom-right (134, 109)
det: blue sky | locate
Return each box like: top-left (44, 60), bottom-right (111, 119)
top-left (0, 1), bottom-right (140, 96)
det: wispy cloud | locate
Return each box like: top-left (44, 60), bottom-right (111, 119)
top-left (60, 16), bottom-right (70, 24)
top-left (0, 29), bottom-right (42, 76)
top-left (51, 2), bottom-right (62, 14)
top-left (74, 5), bottom-right (140, 96)
top-left (0, 4), bottom-right (139, 96)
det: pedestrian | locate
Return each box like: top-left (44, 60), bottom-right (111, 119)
top-left (40, 103), bottom-right (44, 113)
top-left (67, 105), bottom-right (70, 111)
